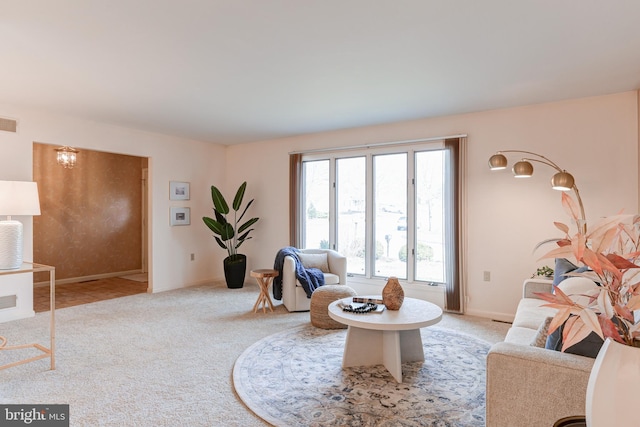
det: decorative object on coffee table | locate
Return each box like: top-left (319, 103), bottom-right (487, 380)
top-left (310, 285), bottom-right (357, 329)
top-left (382, 276), bottom-right (404, 310)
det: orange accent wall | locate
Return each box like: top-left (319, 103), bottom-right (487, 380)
top-left (33, 143), bottom-right (146, 281)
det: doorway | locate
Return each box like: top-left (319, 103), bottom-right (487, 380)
top-left (32, 143), bottom-right (150, 309)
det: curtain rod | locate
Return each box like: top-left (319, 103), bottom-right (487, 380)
top-left (288, 134), bottom-right (467, 155)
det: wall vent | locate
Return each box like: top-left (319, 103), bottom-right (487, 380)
top-left (0, 295), bottom-right (17, 310)
top-left (0, 117), bottom-right (18, 133)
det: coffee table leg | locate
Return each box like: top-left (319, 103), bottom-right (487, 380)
top-left (382, 331), bottom-right (403, 382)
top-left (398, 329), bottom-right (424, 362)
top-left (343, 327), bottom-right (424, 383)
top-left (343, 327), bottom-right (384, 367)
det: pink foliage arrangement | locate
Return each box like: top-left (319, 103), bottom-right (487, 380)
top-left (536, 193), bottom-right (640, 349)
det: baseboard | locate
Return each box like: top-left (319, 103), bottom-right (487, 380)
top-left (465, 308), bottom-right (514, 323)
top-left (0, 307), bottom-right (35, 323)
top-left (34, 270), bottom-right (143, 288)
top-left (150, 278), bottom-right (215, 293)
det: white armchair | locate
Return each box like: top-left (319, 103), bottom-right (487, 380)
top-left (282, 249), bottom-right (347, 312)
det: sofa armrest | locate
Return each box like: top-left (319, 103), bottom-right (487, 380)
top-left (522, 278), bottom-right (553, 299)
top-left (486, 342), bottom-right (593, 427)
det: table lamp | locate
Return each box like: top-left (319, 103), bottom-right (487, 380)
top-left (0, 181), bottom-right (41, 269)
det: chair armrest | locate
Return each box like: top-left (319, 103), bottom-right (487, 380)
top-left (523, 278), bottom-right (553, 299)
top-left (282, 256), bottom-right (296, 284)
top-left (326, 250), bottom-right (347, 285)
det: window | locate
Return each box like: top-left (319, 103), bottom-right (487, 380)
top-left (297, 138), bottom-right (461, 293)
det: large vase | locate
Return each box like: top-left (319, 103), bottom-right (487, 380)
top-left (382, 276), bottom-right (404, 310)
top-left (223, 254), bottom-right (246, 289)
top-left (586, 338), bottom-right (640, 427)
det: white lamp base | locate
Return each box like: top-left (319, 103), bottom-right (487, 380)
top-left (586, 338), bottom-right (639, 427)
top-left (0, 220), bottom-right (23, 269)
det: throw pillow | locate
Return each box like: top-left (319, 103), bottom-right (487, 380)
top-left (530, 316), bottom-right (553, 348)
top-left (553, 258), bottom-right (589, 286)
top-left (297, 252), bottom-right (330, 273)
top-left (556, 277), bottom-right (599, 306)
top-left (545, 316), bottom-right (604, 358)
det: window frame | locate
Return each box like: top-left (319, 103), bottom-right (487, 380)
top-left (299, 140), bottom-right (450, 285)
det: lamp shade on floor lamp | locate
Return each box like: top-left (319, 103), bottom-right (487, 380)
top-left (0, 181), bottom-right (41, 269)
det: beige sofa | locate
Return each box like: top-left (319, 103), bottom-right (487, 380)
top-left (486, 278), bottom-right (595, 427)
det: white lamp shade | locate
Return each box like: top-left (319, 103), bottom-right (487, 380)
top-left (0, 181), bottom-right (40, 269)
top-left (0, 181), bottom-right (41, 216)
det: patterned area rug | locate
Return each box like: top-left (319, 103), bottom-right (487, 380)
top-left (233, 325), bottom-right (490, 426)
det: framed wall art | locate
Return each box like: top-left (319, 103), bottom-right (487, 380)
top-left (170, 207), bottom-right (191, 226)
top-left (169, 181), bottom-right (190, 200)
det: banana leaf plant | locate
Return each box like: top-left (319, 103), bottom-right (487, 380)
top-left (202, 182), bottom-right (259, 260)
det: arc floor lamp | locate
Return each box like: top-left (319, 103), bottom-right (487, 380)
top-left (488, 150), bottom-right (586, 230)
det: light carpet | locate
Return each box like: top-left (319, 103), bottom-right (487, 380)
top-left (0, 282), bottom-right (509, 426)
top-left (234, 325), bottom-right (490, 426)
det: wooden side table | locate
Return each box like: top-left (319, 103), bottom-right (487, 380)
top-left (250, 269), bottom-right (278, 313)
top-left (0, 262), bottom-right (56, 370)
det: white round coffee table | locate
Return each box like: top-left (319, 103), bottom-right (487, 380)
top-left (328, 296), bottom-right (443, 382)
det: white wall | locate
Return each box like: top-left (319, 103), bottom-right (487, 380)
top-left (0, 104), bottom-right (227, 321)
top-left (1, 91), bottom-right (637, 322)
top-left (228, 91), bottom-right (639, 321)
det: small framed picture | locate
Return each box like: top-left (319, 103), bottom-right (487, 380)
top-left (170, 207), bottom-right (191, 226)
top-left (169, 181), bottom-right (190, 200)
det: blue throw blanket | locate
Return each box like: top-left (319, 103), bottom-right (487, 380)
top-left (273, 247), bottom-right (325, 300)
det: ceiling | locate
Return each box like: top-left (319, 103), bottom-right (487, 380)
top-left (2, 1), bottom-right (640, 145)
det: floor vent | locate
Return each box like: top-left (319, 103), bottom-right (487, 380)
top-left (0, 295), bottom-right (17, 310)
top-left (0, 117), bottom-right (18, 133)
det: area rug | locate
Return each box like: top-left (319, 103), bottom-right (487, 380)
top-left (233, 325), bottom-right (490, 427)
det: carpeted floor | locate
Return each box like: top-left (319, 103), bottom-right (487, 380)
top-left (0, 282), bottom-right (509, 426)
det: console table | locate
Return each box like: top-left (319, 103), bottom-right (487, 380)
top-left (0, 262), bottom-right (56, 370)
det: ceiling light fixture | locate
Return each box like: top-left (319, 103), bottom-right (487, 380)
top-left (55, 146), bottom-right (79, 169)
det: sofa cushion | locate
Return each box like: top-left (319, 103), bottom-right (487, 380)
top-left (297, 252), bottom-right (330, 273)
top-left (323, 273), bottom-right (340, 285)
top-left (512, 298), bottom-right (558, 330)
top-left (504, 326), bottom-right (539, 346)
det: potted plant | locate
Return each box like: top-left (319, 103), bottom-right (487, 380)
top-left (536, 193), bottom-right (640, 426)
top-left (536, 193), bottom-right (640, 347)
top-left (202, 181), bottom-right (259, 288)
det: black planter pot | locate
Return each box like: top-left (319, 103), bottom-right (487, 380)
top-left (223, 254), bottom-right (247, 288)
